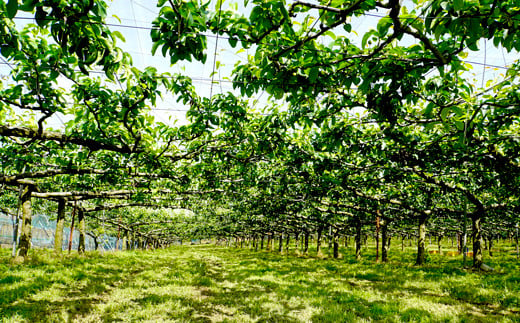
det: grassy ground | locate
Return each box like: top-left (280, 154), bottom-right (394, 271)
top-left (1, 241), bottom-right (519, 322)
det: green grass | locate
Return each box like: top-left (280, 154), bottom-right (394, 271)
top-left (1, 242), bottom-right (519, 322)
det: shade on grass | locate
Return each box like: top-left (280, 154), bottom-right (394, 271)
top-left (0, 244), bottom-right (519, 322)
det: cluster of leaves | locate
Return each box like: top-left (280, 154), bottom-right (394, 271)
top-left (0, 0), bottom-right (519, 266)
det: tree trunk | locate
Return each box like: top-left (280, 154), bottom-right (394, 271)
top-left (294, 232), bottom-right (300, 256)
top-left (68, 206), bottom-right (76, 253)
top-left (77, 208), bottom-right (86, 254)
top-left (515, 227), bottom-right (520, 259)
top-left (16, 185), bottom-right (33, 259)
top-left (488, 236), bottom-right (493, 257)
top-left (122, 230), bottom-right (128, 251)
top-left (267, 233), bottom-right (272, 251)
top-left (285, 233), bottom-right (290, 254)
top-left (317, 226), bottom-right (323, 257)
top-left (260, 235), bottom-right (264, 250)
top-left (415, 214), bottom-right (427, 266)
top-left (54, 199), bottom-right (66, 255)
top-left (333, 231), bottom-right (339, 259)
top-left (355, 219), bottom-right (362, 261)
top-left (472, 210), bottom-right (484, 269)
top-left (381, 218), bottom-right (389, 263)
top-left (328, 225), bottom-right (333, 254)
top-left (278, 234), bottom-right (283, 253)
top-left (438, 235), bottom-right (443, 255)
top-left (375, 215), bottom-right (380, 263)
top-left (303, 231), bottom-right (309, 255)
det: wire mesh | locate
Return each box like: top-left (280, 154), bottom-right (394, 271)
top-left (0, 213), bottom-right (118, 251)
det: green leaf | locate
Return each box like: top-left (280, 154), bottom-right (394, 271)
top-left (440, 107), bottom-right (450, 121)
top-left (308, 67), bottom-right (319, 83)
top-left (467, 39), bottom-right (479, 51)
top-left (377, 17), bottom-right (392, 37)
top-left (112, 31), bottom-right (126, 42)
top-left (0, 45), bottom-right (13, 58)
top-left (6, 0), bottom-right (18, 19)
top-left (453, 0), bottom-right (464, 10)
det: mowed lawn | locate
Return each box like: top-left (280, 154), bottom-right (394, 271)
top-left (1, 243), bottom-right (519, 322)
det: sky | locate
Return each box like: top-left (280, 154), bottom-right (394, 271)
top-left (1, 0), bottom-right (517, 129)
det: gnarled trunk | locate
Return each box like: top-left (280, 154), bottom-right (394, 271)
top-left (317, 226), bottom-right (323, 257)
top-left (77, 209), bottom-right (86, 254)
top-left (54, 199), bottom-right (66, 255)
top-left (437, 235), bottom-right (443, 255)
top-left (355, 219), bottom-right (362, 261)
top-left (415, 214), bottom-right (427, 266)
top-left (17, 185), bottom-right (33, 259)
top-left (472, 210), bottom-right (484, 269)
top-left (381, 218), bottom-right (389, 263)
top-left (333, 230), bottom-right (339, 259)
top-left (303, 231), bottom-right (309, 255)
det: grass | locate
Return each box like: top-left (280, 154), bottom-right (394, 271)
top-left (0, 241), bottom-right (519, 322)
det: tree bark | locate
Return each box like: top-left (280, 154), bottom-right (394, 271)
top-left (303, 231), bottom-right (309, 255)
top-left (16, 185), bottom-right (33, 259)
top-left (285, 233), bottom-right (290, 254)
top-left (278, 234), bottom-right (283, 253)
top-left (381, 218), bottom-right (389, 263)
top-left (415, 214), bottom-right (427, 265)
top-left (54, 199), bottom-right (66, 255)
top-left (472, 210), bottom-right (484, 269)
top-left (122, 230), bottom-right (128, 251)
top-left (333, 231), bottom-right (339, 259)
top-left (437, 235), bottom-right (443, 255)
top-left (515, 228), bottom-right (520, 259)
top-left (355, 219), bottom-right (362, 261)
top-left (77, 208), bottom-right (86, 254)
top-left (317, 226), bottom-right (323, 257)
top-left (294, 232), bottom-right (300, 256)
top-left (375, 214), bottom-right (380, 263)
top-left (267, 233), bottom-right (272, 251)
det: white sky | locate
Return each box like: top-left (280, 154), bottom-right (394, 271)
top-left (1, 0), bottom-right (517, 129)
